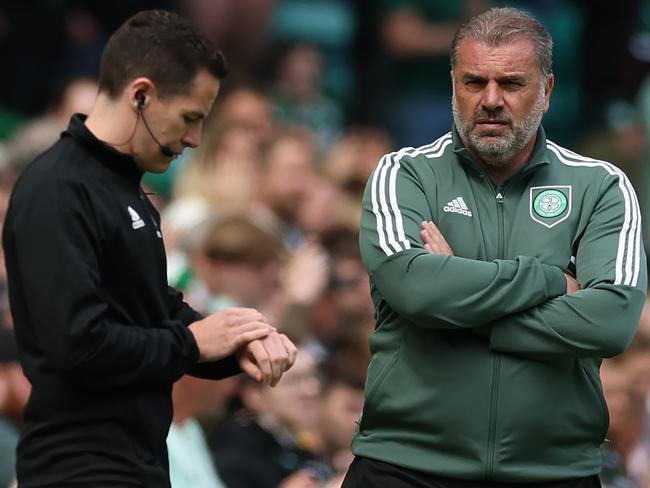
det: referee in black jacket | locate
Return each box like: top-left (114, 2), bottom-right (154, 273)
top-left (2, 10), bottom-right (297, 487)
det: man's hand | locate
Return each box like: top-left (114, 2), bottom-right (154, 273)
top-left (421, 220), bottom-right (580, 295)
top-left (237, 332), bottom-right (297, 386)
top-left (281, 240), bottom-right (330, 306)
top-left (564, 273), bottom-right (580, 294)
top-left (420, 220), bottom-right (454, 256)
top-left (188, 308), bottom-right (275, 363)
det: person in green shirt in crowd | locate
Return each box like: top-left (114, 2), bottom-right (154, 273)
top-left (378, 0), bottom-right (487, 147)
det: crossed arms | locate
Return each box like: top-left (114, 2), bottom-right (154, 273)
top-left (360, 156), bottom-right (646, 360)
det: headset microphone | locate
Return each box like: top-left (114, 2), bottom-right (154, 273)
top-left (135, 92), bottom-right (176, 158)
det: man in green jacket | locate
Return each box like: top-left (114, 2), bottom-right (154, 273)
top-left (343, 7), bottom-right (646, 488)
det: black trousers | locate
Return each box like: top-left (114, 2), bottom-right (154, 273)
top-left (342, 457), bottom-right (602, 488)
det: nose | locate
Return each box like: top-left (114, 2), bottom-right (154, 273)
top-left (182, 124), bottom-right (202, 149)
top-left (480, 81), bottom-right (504, 111)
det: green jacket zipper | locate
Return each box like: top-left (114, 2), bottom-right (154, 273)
top-left (486, 183), bottom-right (506, 478)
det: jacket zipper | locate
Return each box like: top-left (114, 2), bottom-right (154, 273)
top-left (138, 189), bottom-right (162, 239)
top-left (486, 183), bottom-right (505, 478)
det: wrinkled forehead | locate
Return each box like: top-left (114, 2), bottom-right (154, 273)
top-left (454, 37), bottom-right (541, 75)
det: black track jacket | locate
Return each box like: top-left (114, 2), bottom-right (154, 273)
top-left (3, 115), bottom-right (240, 487)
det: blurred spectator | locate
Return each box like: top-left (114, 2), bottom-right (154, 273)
top-left (306, 228), bottom-right (373, 363)
top-left (312, 359), bottom-right (365, 481)
top-left (600, 361), bottom-right (650, 487)
top-left (0, 76), bottom-right (97, 174)
top-left (0, 328), bottom-right (30, 488)
top-left (268, 0), bottom-right (357, 109)
top-left (174, 123), bottom-right (262, 213)
top-left (181, 0), bottom-right (275, 88)
top-left (322, 127), bottom-right (393, 228)
top-left (256, 127), bottom-right (318, 249)
top-left (625, 300), bottom-right (650, 425)
top-left (209, 348), bottom-right (331, 488)
top-left (600, 296), bottom-right (650, 485)
top-left (211, 86), bottom-right (275, 148)
top-left (378, 0), bottom-right (489, 147)
top-left (267, 238), bottom-right (330, 339)
top-left (575, 100), bottom-right (645, 195)
top-left (186, 213), bottom-right (329, 340)
top-left (0, 170), bottom-right (16, 328)
top-left (634, 72), bottom-right (650, 242)
top-left (296, 173), bottom-right (349, 239)
top-left (186, 213), bottom-right (287, 314)
top-left (270, 43), bottom-right (343, 150)
top-left (173, 87), bottom-right (272, 211)
top-left (167, 374), bottom-right (238, 488)
top-left (161, 197), bottom-right (213, 290)
top-left (504, 1), bottom-right (585, 145)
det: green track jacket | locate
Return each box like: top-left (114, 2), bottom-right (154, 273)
top-left (354, 127), bottom-right (647, 481)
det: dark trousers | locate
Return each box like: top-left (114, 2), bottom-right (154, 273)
top-left (342, 457), bottom-right (602, 488)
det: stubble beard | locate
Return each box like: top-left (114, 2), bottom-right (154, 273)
top-left (452, 86), bottom-right (546, 168)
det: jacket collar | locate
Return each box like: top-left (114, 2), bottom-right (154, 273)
top-left (451, 124), bottom-right (551, 181)
top-left (63, 114), bottom-right (143, 183)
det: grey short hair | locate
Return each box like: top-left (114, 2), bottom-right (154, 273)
top-left (450, 7), bottom-right (553, 82)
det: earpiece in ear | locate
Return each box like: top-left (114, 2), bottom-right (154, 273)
top-left (135, 91), bottom-right (145, 107)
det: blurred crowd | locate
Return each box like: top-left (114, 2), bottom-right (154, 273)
top-left (1, 1), bottom-right (650, 487)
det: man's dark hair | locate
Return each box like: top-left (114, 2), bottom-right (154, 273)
top-left (450, 7), bottom-right (553, 82)
top-left (98, 10), bottom-right (228, 99)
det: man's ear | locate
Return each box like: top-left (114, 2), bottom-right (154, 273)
top-left (127, 77), bottom-right (157, 110)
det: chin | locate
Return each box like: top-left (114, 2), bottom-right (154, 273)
top-left (149, 159), bottom-right (174, 173)
top-left (475, 128), bottom-right (509, 138)
top-left (159, 163), bottom-right (173, 173)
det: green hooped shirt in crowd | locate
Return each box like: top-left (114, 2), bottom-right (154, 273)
top-left (354, 126), bottom-right (647, 482)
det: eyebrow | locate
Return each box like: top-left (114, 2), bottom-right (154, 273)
top-left (463, 73), bottom-right (485, 83)
top-left (462, 73), bottom-right (527, 84)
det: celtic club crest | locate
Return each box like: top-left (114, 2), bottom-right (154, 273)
top-left (529, 186), bottom-right (572, 228)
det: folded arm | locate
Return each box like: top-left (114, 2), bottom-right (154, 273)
top-left (360, 151), bottom-right (567, 329)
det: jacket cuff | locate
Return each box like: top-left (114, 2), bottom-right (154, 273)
top-left (543, 265), bottom-right (567, 299)
top-left (165, 319), bottom-right (201, 366)
top-left (189, 356), bottom-right (242, 380)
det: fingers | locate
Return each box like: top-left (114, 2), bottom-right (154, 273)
top-left (280, 334), bottom-right (298, 370)
top-left (231, 323), bottom-right (274, 349)
top-left (235, 321), bottom-right (276, 335)
top-left (226, 320), bottom-right (275, 356)
top-left (420, 220), bottom-right (453, 256)
top-left (217, 307), bottom-right (269, 327)
top-left (189, 308), bottom-right (275, 362)
top-left (239, 333), bottom-right (297, 386)
top-left (245, 340), bottom-right (273, 385)
top-left (564, 272), bottom-right (580, 294)
top-left (266, 333), bottom-right (297, 386)
top-left (282, 242), bottom-right (330, 305)
top-left (238, 351), bottom-right (263, 383)
top-left (261, 334), bottom-right (284, 386)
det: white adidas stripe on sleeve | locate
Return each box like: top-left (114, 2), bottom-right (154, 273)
top-left (370, 134), bottom-right (452, 257)
top-left (547, 141), bottom-right (641, 287)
